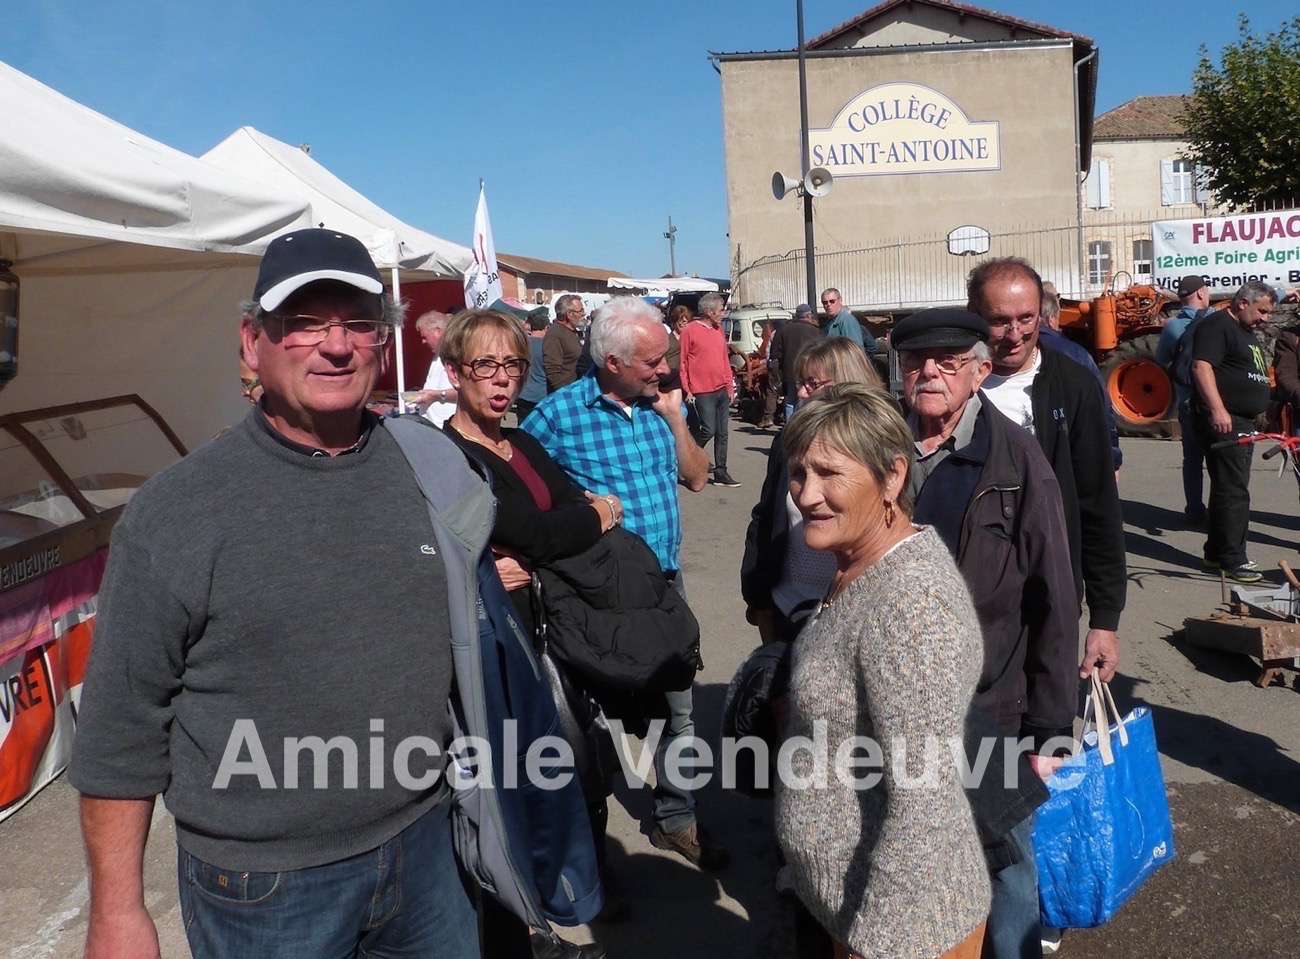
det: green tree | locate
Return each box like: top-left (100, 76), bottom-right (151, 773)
top-left (1181, 14), bottom-right (1300, 208)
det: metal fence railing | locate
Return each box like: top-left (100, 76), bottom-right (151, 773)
top-left (732, 201), bottom-right (1299, 313)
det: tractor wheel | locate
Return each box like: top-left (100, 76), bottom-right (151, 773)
top-left (1100, 333), bottom-right (1174, 437)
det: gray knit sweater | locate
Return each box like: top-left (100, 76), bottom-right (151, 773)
top-left (775, 527), bottom-right (991, 959)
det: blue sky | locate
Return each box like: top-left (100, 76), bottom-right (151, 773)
top-left (3, 1), bottom-right (1294, 278)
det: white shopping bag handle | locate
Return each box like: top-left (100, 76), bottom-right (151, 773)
top-left (1083, 673), bottom-right (1129, 766)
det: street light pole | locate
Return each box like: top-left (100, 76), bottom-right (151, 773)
top-left (796, 0), bottom-right (817, 310)
top-left (663, 216), bottom-right (678, 276)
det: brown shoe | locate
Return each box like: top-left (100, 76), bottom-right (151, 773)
top-left (649, 822), bottom-right (730, 871)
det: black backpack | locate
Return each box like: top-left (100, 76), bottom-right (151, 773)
top-left (1170, 309), bottom-right (1212, 388)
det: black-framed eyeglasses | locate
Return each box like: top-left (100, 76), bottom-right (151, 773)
top-left (269, 314), bottom-right (390, 348)
top-left (463, 357), bottom-right (530, 380)
top-left (899, 352), bottom-right (977, 375)
top-left (797, 376), bottom-right (834, 393)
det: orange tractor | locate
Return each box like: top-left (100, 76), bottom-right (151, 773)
top-left (1058, 284), bottom-right (1177, 436)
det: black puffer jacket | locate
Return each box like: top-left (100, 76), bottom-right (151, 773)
top-left (537, 527), bottom-right (701, 697)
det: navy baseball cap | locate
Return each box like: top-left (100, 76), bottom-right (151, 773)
top-left (891, 307), bottom-right (989, 351)
top-left (254, 228), bottom-right (384, 311)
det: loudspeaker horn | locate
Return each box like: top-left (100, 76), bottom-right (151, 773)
top-left (772, 171), bottom-right (802, 200)
top-left (804, 167), bottom-right (834, 198)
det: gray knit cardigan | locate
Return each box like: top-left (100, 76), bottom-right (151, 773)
top-left (775, 527), bottom-right (992, 959)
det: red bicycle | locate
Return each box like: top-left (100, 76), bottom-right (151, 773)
top-left (1209, 431), bottom-right (1300, 480)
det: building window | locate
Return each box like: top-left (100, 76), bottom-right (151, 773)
top-left (1132, 239), bottom-right (1153, 278)
top-left (1161, 158), bottom-right (1195, 205)
top-left (1087, 241), bottom-right (1113, 285)
top-left (1085, 158), bottom-right (1111, 209)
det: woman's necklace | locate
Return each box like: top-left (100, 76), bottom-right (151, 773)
top-left (454, 417), bottom-right (512, 460)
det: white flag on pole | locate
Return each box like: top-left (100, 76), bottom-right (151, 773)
top-left (463, 182), bottom-right (503, 309)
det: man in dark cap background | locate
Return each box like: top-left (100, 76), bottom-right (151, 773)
top-left (895, 306), bottom-right (1081, 959)
top-left (1156, 273), bottom-right (1214, 526)
top-left (768, 302), bottom-right (823, 421)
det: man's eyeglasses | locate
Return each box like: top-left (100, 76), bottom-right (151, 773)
top-left (463, 357), bottom-right (530, 380)
top-left (985, 316), bottom-right (1038, 333)
top-left (900, 352), bottom-right (977, 375)
top-left (270, 314), bottom-right (390, 348)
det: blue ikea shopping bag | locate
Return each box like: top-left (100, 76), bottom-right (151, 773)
top-left (1033, 676), bottom-right (1175, 928)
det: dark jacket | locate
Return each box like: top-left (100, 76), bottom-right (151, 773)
top-left (442, 425), bottom-right (601, 565)
top-left (537, 527), bottom-right (701, 697)
top-left (740, 433), bottom-right (790, 614)
top-left (543, 321), bottom-right (583, 392)
top-left (769, 320), bottom-right (823, 395)
top-left (913, 397), bottom-right (1081, 747)
top-left (1038, 327), bottom-right (1122, 469)
top-left (1273, 326), bottom-right (1300, 412)
top-left (443, 423), bottom-right (603, 634)
top-left (1030, 347), bottom-right (1127, 632)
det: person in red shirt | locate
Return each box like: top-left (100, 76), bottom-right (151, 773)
top-left (680, 292), bottom-right (740, 487)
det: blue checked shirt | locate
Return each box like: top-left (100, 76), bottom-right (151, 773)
top-left (522, 371), bottom-right (683, 572)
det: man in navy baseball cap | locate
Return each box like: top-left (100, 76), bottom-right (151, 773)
top-left (242, 228), bottom-right (393, 450)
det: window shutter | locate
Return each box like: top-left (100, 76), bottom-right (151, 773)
top-left (1195, 165), bottom-right (1211, 204)
top-left (1160, 159), bottom-right (1176, 206)
top-left (1098, 159), bottom-right (1111, 208)
top-left (1086, 160), bottom-right (1102, 209)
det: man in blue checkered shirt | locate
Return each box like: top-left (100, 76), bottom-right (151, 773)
top-left (523, 297), bottom-right (729, 872)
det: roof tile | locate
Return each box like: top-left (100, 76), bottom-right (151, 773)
top-left (1094, 95), bottom-right (1191, 140)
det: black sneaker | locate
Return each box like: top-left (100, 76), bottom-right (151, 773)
top-left (1225, 565), bottom-right (1263, 584)
top-left (1202, 557), bottom-right (1259, 572)
top-left (712, 470), bottom-right (742, 488)
top-left (530, 933), bottom-right (607, 959)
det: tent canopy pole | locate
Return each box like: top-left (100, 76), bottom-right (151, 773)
top-left (391, 266), bottom-right (407, 412)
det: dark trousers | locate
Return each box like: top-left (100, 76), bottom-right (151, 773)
top-left (1177, 401), bottom-right (1206, 519)
top-left (692, 389), bottom-right (731, 472)
top-left (1198, 413), bottom-right (1255, 568)
top-left (762, 369), bottom-right (782, 423)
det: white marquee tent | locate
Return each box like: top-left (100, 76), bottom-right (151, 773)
top-left (0, 61), bottom-right (314, 444)
top-left (202, 127), bottom-right (472, 279)
top-left (608, 276), bottom-right (719, 295)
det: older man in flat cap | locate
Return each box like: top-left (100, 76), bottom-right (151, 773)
top-left (895, 307), bottom-right (1081, 959)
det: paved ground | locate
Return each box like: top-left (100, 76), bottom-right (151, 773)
top-left (4, 426), bottom-right (1299, 958)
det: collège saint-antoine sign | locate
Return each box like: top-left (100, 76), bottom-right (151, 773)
top-left (808, 82), bottom-right (1000, 177)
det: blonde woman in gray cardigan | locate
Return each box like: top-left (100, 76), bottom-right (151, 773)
top-left (775, 383), bottom-right (991, 959)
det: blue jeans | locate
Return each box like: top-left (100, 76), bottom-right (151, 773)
top-left (653, 572), bottom-right (698, 833)
top-left (179, 803), bottom-right (479, 959)
top-left (984, 815), bottom-right (1040, 959)
top-left (1178, 400), bottom-right (1206, 518)
top-left (692, 389), bottom-right (731, 473)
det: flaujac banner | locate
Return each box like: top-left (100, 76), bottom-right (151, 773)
top-left (0, 549), bottom-right (104, 821)
top-left (1152, 209), bottom-right (1300, 297)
